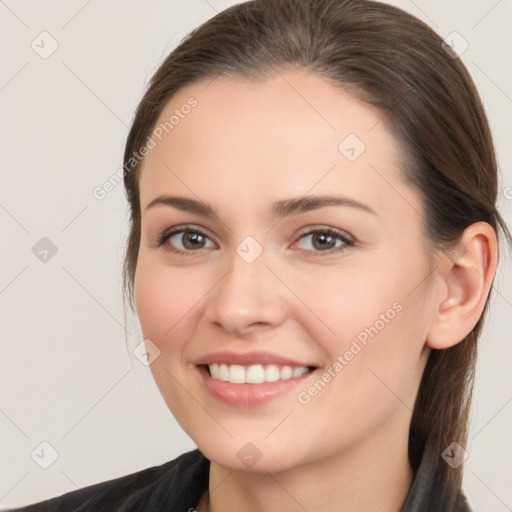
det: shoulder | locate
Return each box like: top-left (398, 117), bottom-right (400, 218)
top-left (4, 449), bottom-right (209, 512)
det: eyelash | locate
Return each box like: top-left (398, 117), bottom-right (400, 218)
top-left (154, 224), bottom-right (355, 257)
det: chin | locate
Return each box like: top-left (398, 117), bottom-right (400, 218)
top-left (196, 437), bottom-right (304, 474)
top-left (206, 449), bottom-right (299, 474)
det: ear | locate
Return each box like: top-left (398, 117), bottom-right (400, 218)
top-left (426, 222), bottom-right (499, 350)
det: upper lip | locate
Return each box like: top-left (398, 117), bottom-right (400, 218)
top-left (194, 351), bottom-right (317, 368)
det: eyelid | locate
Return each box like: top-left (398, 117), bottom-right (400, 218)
top-left (153, 224), bottom-right (217, 250)
top-left (155, 223), bottom-right (355, 255)
top-left (294, 224), bottom-right (354, 244)
top-left (290, 225), bottom-right (355, 255)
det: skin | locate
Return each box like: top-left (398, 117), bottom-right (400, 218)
top-left (133, 69), bottom-right (498, 512)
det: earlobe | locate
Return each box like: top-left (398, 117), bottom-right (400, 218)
top-left (426, 222), bottom-right (499, 350)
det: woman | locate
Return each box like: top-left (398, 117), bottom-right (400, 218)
top-left (9, 0), bottom-right (510, 510)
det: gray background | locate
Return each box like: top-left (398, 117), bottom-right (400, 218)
top-left (1, 0), bottom-right (511, 509)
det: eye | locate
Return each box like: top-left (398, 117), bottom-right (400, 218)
top-left (293, 227), bottom-right (354, 254)
top-left (156, 225), bottom-right (215, 254)
top-left (154, 225), bottom-right (354, 256)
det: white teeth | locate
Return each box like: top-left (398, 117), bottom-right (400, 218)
top-left (265, 364), bottom-right (280, 382)
top-left (281, 366), bottom-right (293, 379)
top-left (209, 363), bottom-right (220, 379)
top-left (293, 367), bottom-right (309, 377)
top-left (246, 364), bottom-right (265, 384)
top-left (207, 363), bottom-right (311, 383)
top-left (228, 364), bottom-right (246, 384)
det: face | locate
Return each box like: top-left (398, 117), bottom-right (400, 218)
top-left (134, 69), bottom-right (437, 473)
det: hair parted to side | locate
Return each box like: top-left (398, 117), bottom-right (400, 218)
top-left (122, 0), bottom-right (511, 506)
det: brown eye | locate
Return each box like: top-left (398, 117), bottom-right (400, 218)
top-left (175, 231), bottom-right (208, 250)
top-left (159, 227), bottom-right (215, 254)
top-left (295, 228), bottom-right (354, 254)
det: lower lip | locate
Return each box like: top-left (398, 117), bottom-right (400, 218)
top-left (197, 365), bottom-right (316, 407)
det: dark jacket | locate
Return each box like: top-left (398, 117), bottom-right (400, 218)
top-left (3, 448), bottom-right (472, 511)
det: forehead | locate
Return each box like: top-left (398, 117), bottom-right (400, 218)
top-left (139, 69), bottom-right (422, 223)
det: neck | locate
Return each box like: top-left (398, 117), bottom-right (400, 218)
top-left (197, 421), bottom-right (414, 512)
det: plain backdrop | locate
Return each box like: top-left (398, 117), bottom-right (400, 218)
top-left (1, 0), bottom-right (511, 510)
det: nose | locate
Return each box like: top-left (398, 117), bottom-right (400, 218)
top-left (204, 245), bottom-right (288, 337)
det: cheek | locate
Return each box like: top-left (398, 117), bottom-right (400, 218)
top-left (290, 260), bottom-right (404, 350)
top-left (134, 256), bottom-right (206, 345)
top-left (294, 258), bottom-right (428, 409)
top-left (133, 258), bottom-right (204, 426)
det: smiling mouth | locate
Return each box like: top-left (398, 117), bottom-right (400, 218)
top-left (202, 363), bottom-right (317, 384)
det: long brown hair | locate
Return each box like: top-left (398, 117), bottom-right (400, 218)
top-left (122, 0), bottom-right (511, 506)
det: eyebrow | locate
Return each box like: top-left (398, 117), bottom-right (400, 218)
top-left (145, 194), bottom-right (379, 218)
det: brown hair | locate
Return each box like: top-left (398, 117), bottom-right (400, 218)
top-left (122, 0), bottom-right (511, 505)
